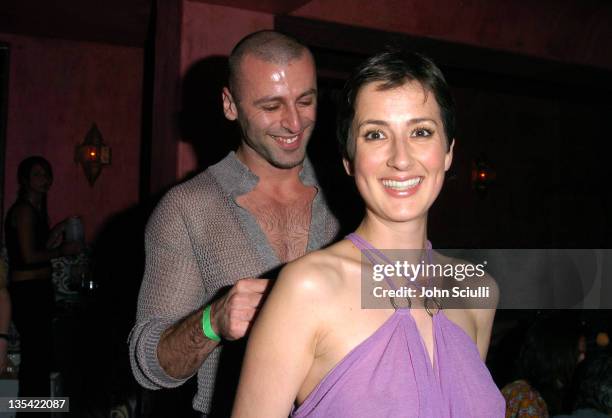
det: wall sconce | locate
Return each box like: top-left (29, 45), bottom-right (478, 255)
top-left (471, 154), bottom-right (496, 196)
top-left (75, 124), bottom-right (111, 186)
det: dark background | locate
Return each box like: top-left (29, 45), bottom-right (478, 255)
top-left (1, 2), bottom-right (612, 417)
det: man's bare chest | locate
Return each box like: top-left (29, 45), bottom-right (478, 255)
top-left (236, 188), bottom-right (316, 262)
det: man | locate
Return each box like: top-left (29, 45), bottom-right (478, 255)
top-left (128, 31), bottom-right (339, 416)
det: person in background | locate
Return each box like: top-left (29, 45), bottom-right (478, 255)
top-left (0, 252), bottom-right (10, 376)
top-left (555, 351), bottom-right (612, 418)
top-left (502, 312), bottom-right (586, 417)
top-left (4, 156), bottom-right (81, 403)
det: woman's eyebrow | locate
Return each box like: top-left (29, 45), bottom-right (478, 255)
top-left (408, 117), bottom-right (438, 125)
top-left (357, 119), bottom-right (388, 129)
top-left (357, 117), bottom-right (438, 129)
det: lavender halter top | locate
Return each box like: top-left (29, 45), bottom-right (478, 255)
top-left (291, 234), bottom-right (505, 418)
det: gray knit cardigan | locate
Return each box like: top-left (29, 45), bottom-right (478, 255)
top-left (128, 152), bottom-right (340, 413)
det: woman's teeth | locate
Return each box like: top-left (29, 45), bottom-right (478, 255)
top-left (382, 177), bottom-right (422, 190)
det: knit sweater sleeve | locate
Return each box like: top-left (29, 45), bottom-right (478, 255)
top-left (128, 186), bottom-right (207, 389)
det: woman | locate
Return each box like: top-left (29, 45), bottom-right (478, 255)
top-left (232, 50), bottom-right (505, 417)
top-left (4, 156), bottom-right (81, 398)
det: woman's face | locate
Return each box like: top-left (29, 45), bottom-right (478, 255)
top-left (27, 164), bottom-right (53, 194)
top-left (346, 81), bottom-right (453, 224)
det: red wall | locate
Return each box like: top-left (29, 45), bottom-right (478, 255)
top-left (2, 1), bottom-right (601, 242)
top-left (291, 0), bottom-right (612, 70)
top-left (1, 33), bottom-right (143, 242)
top-left (175, 0), bottom-right (612, 176)
top-left (177, 2), bottom-right (273, 178)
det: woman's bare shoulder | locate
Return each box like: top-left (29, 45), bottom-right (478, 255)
top-left (275, 240), bottom-right (356, 301)
top-left (8, 202), bottom-right (37, 225)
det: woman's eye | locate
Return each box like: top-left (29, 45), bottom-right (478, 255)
top-left (364, 130), bottom-right (386, 140)
top-left (412, 127), bottom-right (433, 138)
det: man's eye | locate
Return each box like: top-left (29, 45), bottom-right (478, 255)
top-left (262, 104), bottom-right (280, 111)
top-left (298, 99), bottom-right (313, 107)
top-left (364, 130), bottom-right (386, 140)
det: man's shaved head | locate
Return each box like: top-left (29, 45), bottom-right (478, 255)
top-left (228, 30), bottom-right (311, 100)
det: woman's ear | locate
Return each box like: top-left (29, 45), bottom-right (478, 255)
top-left (444, 139), bottom-right (455, 172)
top-left (343, 158), bottom-right (354, 176)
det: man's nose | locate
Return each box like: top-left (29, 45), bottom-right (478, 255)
top-left (281, 105), bottom-right (302, 133)
top-left (387, 138), bottom-right (414, 170)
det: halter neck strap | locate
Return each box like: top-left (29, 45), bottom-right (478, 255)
top-left (346, 232), bottom-right (433, 264)
top-left (346, 232), bottom-right (440, 315)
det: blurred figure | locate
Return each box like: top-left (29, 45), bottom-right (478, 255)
top-left (555, 351), bottom-right (612, 417)
top-left (4, 156), bottom-right (81, 406)
top-left (0, 252), bottom-right (10, 376)
top-left (502, 312), bottom-right (585, 417)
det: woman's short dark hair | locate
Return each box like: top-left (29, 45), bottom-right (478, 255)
top-left (17, 156), bottom-right (53, 196)
top-left (337, 49), bottom-right (455, 162)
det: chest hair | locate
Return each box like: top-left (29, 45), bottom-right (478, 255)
top-left (237, 187), bottom-right (316, 263)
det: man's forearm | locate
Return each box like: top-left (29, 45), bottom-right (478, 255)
top-left (157, 307), bottom-right (220, 379)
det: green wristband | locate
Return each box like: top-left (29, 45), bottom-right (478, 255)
top-left (202, 304), bottom-right (221, 342)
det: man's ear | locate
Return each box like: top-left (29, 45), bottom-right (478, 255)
top-left (444, 139), bottom-right (455, 172)
top-left (343, 158), bottom-right (354, 176)
top-left (222, 87), bottom-right (238, 121)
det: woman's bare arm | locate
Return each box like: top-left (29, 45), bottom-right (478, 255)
top-left (472, 275), bottom-right (500, 360)
top-left (13, 205), bottom-right (80, 262)
top-left (232, 257), bottom-right (331, 418)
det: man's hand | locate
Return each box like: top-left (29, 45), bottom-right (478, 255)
top-left (210, 278), bottom-right (271, 341)
top-left (157, 278), bottom-right (271, 379)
